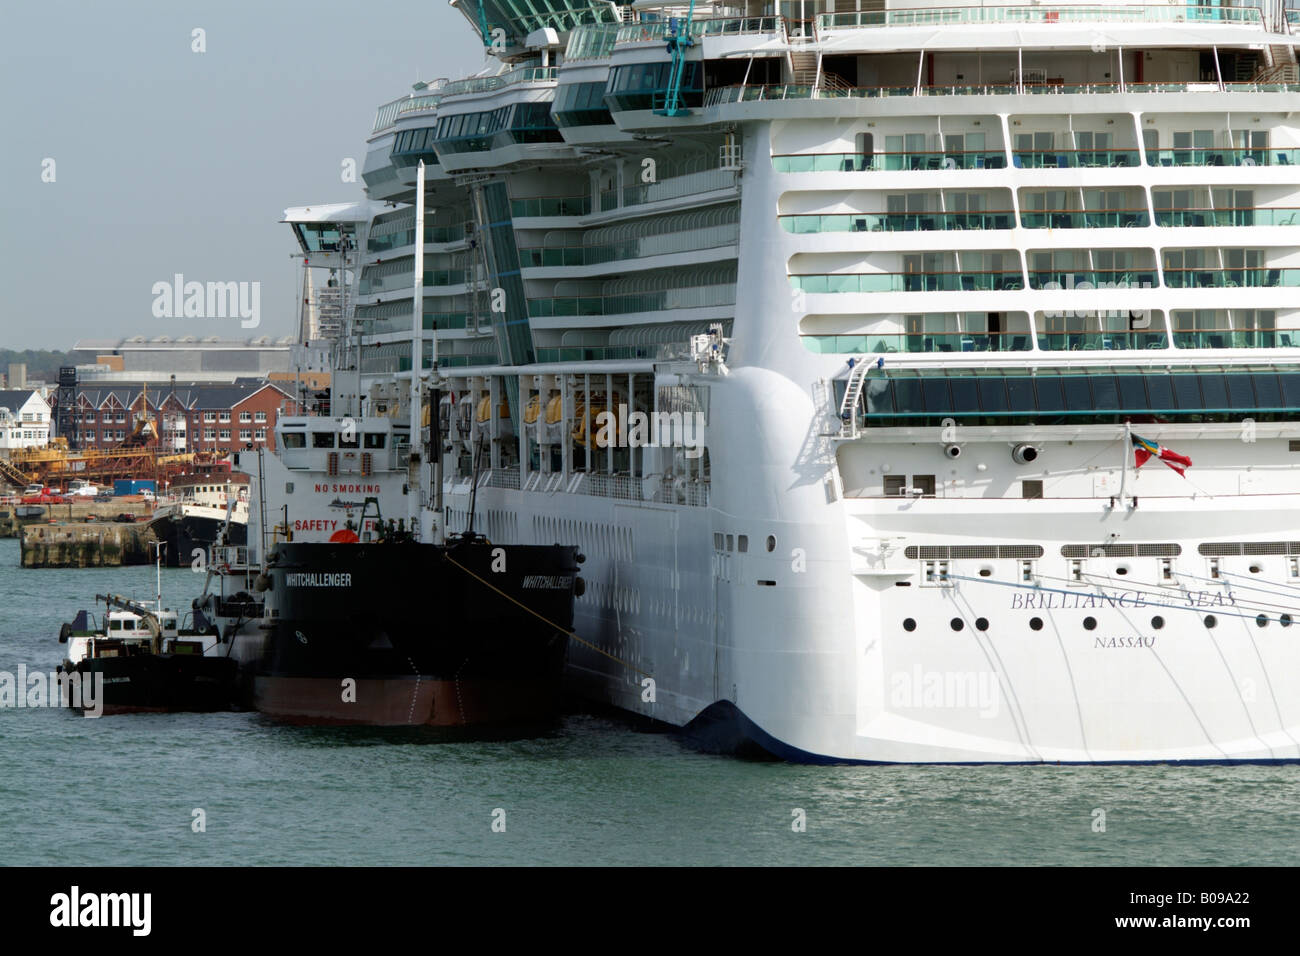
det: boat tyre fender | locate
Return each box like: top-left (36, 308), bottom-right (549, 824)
top-left (59, 622), bottom-right (71, 644)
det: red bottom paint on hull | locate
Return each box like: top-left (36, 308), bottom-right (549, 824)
top-left (253, 676), bottom-right (561, 726)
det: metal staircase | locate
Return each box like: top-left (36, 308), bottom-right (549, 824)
top-left (838, 356), bottom-right (879, 439)
top-left (1257, 44), bottom-right (1299, 82)
top-left (0, 457), bottom-right (32, 490)
top-left (791, 50), bottom-right (819, 86)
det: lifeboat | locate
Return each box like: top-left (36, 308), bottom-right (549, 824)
top-left (475, 394), bottom-right (514, 438)
top-left (542, 393), bottom-right (564, 444)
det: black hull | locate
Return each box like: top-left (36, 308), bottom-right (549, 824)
top-left (151, 513), bottom-right (247, 567)
top-left (255, 539), bottom-right (580, 726)
top-left (66, 653), bottom-right (239, 715)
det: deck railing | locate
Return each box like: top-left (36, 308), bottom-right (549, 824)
top-left (439, 66), bottom-right (557, 99)
top-left (790, 271), bottom-right (1025, 293)
top-left (706, 79), bottom-right (1300, 105)
top-left (816, 5), bottom-right (1262, 31)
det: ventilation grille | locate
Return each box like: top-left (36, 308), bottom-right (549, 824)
top-left (1061, 543), bottom-right (1182, 558)
top-left (1198, 541), bottom-right (1300, 556)
top-left (905, 544), bottom-right (1044, 560)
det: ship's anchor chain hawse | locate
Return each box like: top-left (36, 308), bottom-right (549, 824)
top-left (441, 554), bottom-right (652, 679)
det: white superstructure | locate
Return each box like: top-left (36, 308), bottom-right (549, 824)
top-left (269, 0), bottom-right (1300, 761)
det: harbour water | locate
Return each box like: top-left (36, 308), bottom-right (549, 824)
top-left (1, 539), bottom-right (1297, 866)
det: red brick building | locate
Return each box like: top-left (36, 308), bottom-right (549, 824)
top-left (72, 380), bottom-right (293, 455)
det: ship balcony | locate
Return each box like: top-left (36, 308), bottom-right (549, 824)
top-left (1147, 147), bottom-right (1299, 168)
top-left (1034, 330), bottom-right (1170, 351)
top-left (1028, 269), bottom-right (1158, 290)
top-left (781, 210), bottom-right (1016, 233)
top-left (359, 312), bottom-right (484, 336)
top-left (510, 194), bottom-right (592, 218)
top-left (790, 270), bottom-right (1024, 293)
top-left (1170, 328), bottom-right (1297, 349)
top-left (518, 221), bottom-right (739, 270)
top-left (613, 15), bottom-right (784, 48)
top-left (437, 66), bottom-right (558, 102)
top-left (367, 223), bottom-right (467, 255)
top-left (1012, 148), bottom-right (1141, 169)
top-left (805, 331), bottom-right (1035, 354)
top-left (1019, 209), bottom-right (1150, 229)
top-left (773, 150), bottom-right (1006, 173)
top-left (1164, 268), bottom-right (1300, 289)
top-left (1154, 207), bottom-right (1300, 227)
top-left (358, 268), bottom-right (474, 296)
top-left (527, 284), bottom-right (736, 319)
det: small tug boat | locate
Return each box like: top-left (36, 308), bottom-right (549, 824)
top-left (57, 581), bottom-right (238, 715)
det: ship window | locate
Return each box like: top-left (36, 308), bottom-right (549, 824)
top-left (1035, 376), bottom-right (1066, 411)
top-left (1022, 480), bottom-right (1043, 499)
top-left (1062, 376), bottom-right (1092, 410)
top-left (1006, 378), bottom-right (1036, 412)
top-left (363, 433), bottom-right (386, 449)
top-left (1225, 374), bottom-right (1255, 409)
top-left (1115, 375), bottom-right (1147, 408)
top-left (109, 619), bottom-right (122, 631)
top-left (1170, 373), bottom-right (1202, 409)
top-left (281, 432), bottom-right (306, 449)
top-left (977, 378), bottom-right (1008, 412)
top-left (949, 377), bottom-right (979, 412)
top-left (738, 535), bottom-right (748, 553)
top-left (312, 432), bottom-right (336, 448)
top-left (921, 378), bottom-right (951, 412)
top-left (714, 533), bottom-right (724, 549)
top-left (1091, 375), bottom-right (1120, 410)
top-left (339, 431), bottom-right (359, 449)
top-left (1200, 375), bottom-right (1229, 409)
top-left (1254, 374), bottom-right (1282, 407)
top-left (726, 534), bottom-right (734, 552)
top-left (884, 475), bottom-right (907, 496)
top-left (1145, 375), bottom-right (1174, 409)
top-left (912, 475), bottom-right (936, 497)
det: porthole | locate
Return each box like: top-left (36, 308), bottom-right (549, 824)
top-left (979, 566), bottom-right (993, 577)
top-left (1282, 614), bottom-right (1293, 628)
top-left (765, 535), bottom-right (776, 553)
top-left (1029, 617), bottom-right (1044, 631)
top-left (1205, 615), bottom-right (1218, 629)
top-left (1249, 564), bottom-right (1262, 574)
top-left (1151, 616), bottom-right (1165, 630)
top-left (1115, 566), bottom-right (1128, 576)
top-left (903, 618), bottom-right (917, 632)
top-left (950, 618), bottom-right (964, 632)
top-left (975, 617), bottom-right (989, 631)
top-left (1083, 617), bottom-right (1097, 631)
top-left (1256, 614), bottom-right (1269, 628)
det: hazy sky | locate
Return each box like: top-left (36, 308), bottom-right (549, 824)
top-left (0, 0), bottom-right (487, 350)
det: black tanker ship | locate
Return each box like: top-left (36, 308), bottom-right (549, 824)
top-left (251, 531), bottom-right (582, 726)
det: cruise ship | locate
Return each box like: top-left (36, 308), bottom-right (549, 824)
top-left (275, 0), bottom-right (1300, 762)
